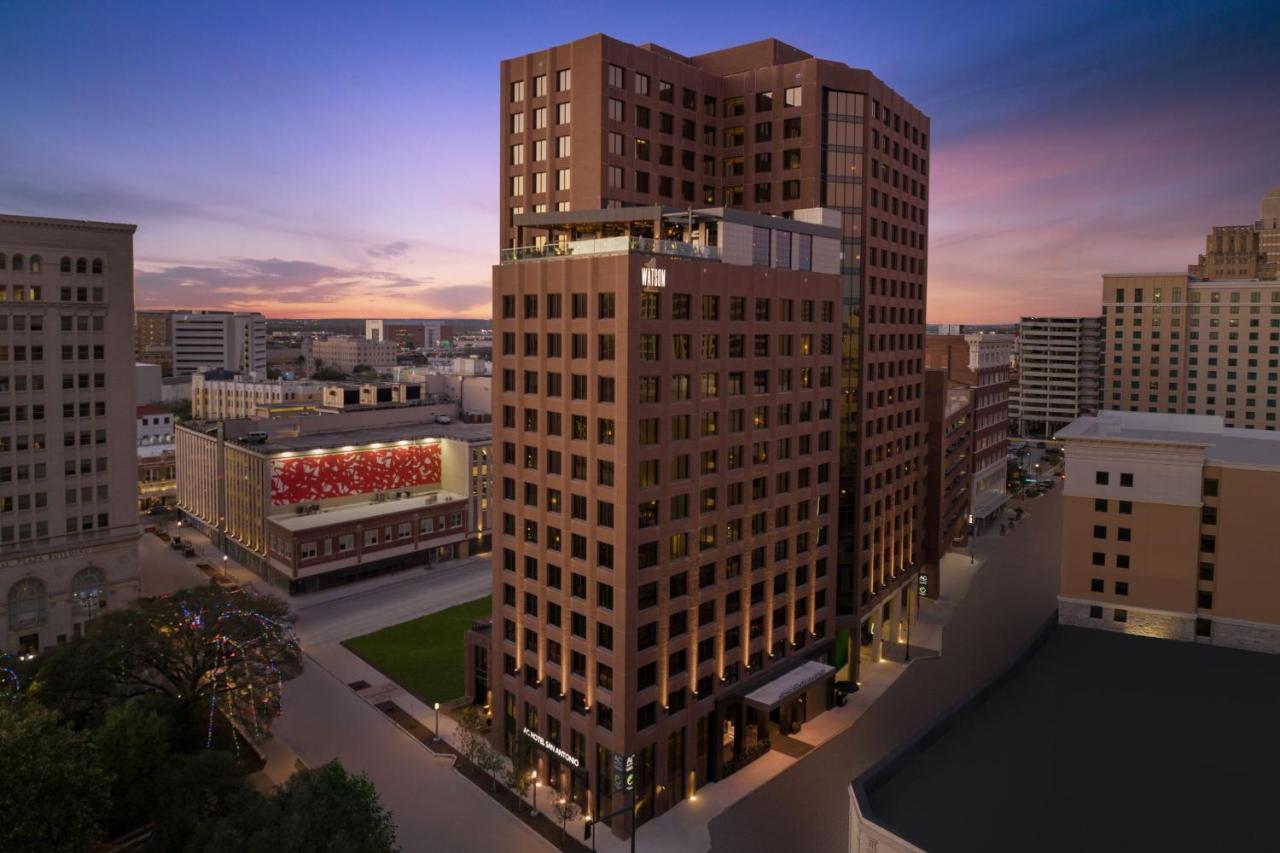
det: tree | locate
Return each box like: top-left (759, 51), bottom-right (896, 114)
top-left (93, 702), bottom-right (172, 835)
top-left (311, 366), bottom-right (348, 381)
top-left (186, 760), bottom-right (399, 853)
top-left (457, 705), bottom-right (486, 774)
top-left (0, 701), bottom-right (111, 853)
top-left (553, 797), bottom-right (581, 841)
top-left (33, 586), bottom-right (301, 742)
top-left (476, 740), bottom-right (505, 792)
top-left (504, 738), bottom-right (535, 808)
top-left (147, 749), bottom-right (254, 852)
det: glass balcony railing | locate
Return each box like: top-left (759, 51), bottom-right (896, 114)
top-left (500, 235), bottom-right (720, 264)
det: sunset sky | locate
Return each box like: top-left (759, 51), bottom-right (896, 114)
top-left (4, 0), bottom-right (1277, 321)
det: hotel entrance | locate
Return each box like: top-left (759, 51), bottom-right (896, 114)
top-left (717, 660), bottom-right (836, 774)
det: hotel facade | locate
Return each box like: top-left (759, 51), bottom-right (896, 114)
top-left (475, 202), bottom-right (864, 834)
top-left (494, 30), bottom-right (930, 716)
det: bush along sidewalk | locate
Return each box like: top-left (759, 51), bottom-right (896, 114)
top-left (372, 700), bottom-right (590, 852)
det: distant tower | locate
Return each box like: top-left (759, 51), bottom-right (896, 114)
top-left (1259, 186), bottom-right (1280, 267)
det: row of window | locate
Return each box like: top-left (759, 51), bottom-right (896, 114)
top-left (509, 69), bottom-right (571, 102)
top-left (0, 254), bottom-right (105, 274)
top-left (281, 512), bottom-right (466, 561)
top-left (0, 285), bottom-right (106, 303)
top-left (501, 291), bottom-right (835, 323)
top-left (6, 569), bottom-right (106, 629)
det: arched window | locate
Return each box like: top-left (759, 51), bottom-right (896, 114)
top-left (72, 567), bottom-right (107, 618)
top-left (75, 257), bottom-right (87, 274)
top-left (0, 253), bottom-right (6, 270)
top-left (8, 578), bottom-right (48, 630)
top-left (12, 254), bottom-right (23, 271)
top-left (92, 258), bottom-right (103, 275)
top-left (61, 256), bottom-right (72, 273)
top-left (29, 254), bottom-right (42, 273)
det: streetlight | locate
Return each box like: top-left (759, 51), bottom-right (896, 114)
top-left (222, 554), bottom-right (228, 580)
top-left (968, 513), bottom-right (976, 565)
top-left (432, 702), bottom-right (440, 742)
top-left (558, 798), bottom-right (569, 838)
top-left (531, 770), bottom-right (540, 816)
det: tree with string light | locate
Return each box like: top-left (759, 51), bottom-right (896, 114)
top-left (33, 585), bottom-right (301, 742)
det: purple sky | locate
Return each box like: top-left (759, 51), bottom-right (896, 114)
top-left (3, 0), bottom-right (1277, 320)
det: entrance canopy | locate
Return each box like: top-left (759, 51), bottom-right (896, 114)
top-left (743, 660), bottom-right (835, 711)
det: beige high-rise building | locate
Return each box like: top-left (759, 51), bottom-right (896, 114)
top-left (1010, 316), bottom-right (1102, 437)
top-left (1, 215), bottom-right (142, 656)
top-left (309, 335), bottom-right (398, 374)
top-left (1104, 187), bottom-right (1280, 430)
top-left (1058, 411), bottom-right (1280, 653)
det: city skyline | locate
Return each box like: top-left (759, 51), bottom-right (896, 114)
top-left (4, 0), bottom-right (1278, 321)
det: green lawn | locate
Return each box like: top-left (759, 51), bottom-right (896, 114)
top-left (343, 596), bottom-right (491, 704)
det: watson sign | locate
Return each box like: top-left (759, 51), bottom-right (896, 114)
top-left (640, 259), bottom-right (666, 289)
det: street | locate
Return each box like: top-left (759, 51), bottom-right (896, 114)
top-left (290, 554), bottom-right (491, 645)
top-left (707, 489), bottom-right (1063, 853)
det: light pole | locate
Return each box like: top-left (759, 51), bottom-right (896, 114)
top-left (222, 554), bottom-right (228, 580)
top-left (558, 798), bottom-right (569, 839)
top-left (432, 701), bottom-right (440, 742)
top-left (531, 770), bottom-right (539, 816)
top-left (968, 513), bottom-right (976, 564)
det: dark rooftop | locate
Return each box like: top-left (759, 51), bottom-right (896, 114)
top-left (864, 626), bottom-right (1280, 853)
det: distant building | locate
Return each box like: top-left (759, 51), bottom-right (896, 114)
top-left (135, 310), bottom-right (174, 375)
top-left (136, 405), bottom-right (175, 512)
top-left (1, 214), bottom-right (142, 656)
top-left (191, 371), bottom-right (325, 420)
top-left (366, 319), bottom-right (432, 349)
top-left (135, 362), bottom-right (163, 405)
top-left (926, 333), bottom-right (1013, 530)
top-left (1058, 411), bottom-right (1280, 652)
top-left (175, 407), bottom-right (490, 592)
top-left (1010, 316), bottom-right (1102, 437)
top-left (1105, 187), bottom-right (1280, 430)
top-left (309, 335), bottom-right (398, 374)
top-left (922, 370), bottom-right (972, 598)
top-left (171, 311), bottom-right (267, 376)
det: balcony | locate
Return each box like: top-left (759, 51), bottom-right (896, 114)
top-left (500, 235), bottom-right (720, 264)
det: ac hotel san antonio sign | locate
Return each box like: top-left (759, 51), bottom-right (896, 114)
top-left (640, 257), bottom-right (666, 289)
top-left (522, 727), bottom-right (581, 768)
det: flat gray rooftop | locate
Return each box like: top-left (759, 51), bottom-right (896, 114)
top-left (865, 626), bottom-right (1280, 852)
top-left (1059, 410), bottom-right (1280, 467)
top-left (231, 420), bottom-right (491, 454)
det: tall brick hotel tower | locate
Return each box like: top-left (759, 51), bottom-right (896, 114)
top-left (477, 34), bottom-right (929, 833)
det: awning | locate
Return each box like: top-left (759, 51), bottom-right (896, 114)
top-left (743, 661), bottom-right (835, 711)
top-left (971, 490), bottom-right (1011, 520)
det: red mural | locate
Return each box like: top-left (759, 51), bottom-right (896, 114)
top-left (270, 444), bottom-right (442, 505)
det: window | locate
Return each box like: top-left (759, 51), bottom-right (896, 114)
top-left (1113, 609), bottom-right (1127, 623)
top-left (784, 86), bottom-right (802, 107)
top-left (608, 64), bottom-right (624, 88)
top-left (1095, 471), bottom-right (1109, 486)
top-left (1120, 473), bottom-right (1134, 487)
top-left (556, 69), bottom-right (571, 91)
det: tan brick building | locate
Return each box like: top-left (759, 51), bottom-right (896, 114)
top-left (1104, 187), bottom-right (1280, 430)
top-left (481, 205), bottom-right (850, 831)
top-left (1, 215), bottom-right (142, 655)
top-left (497, 33), bottom-right (931, 704)
top-left (921, 370), bottom-right (971, 598)
top-left (1058, 411), bottom-right (1280, 652)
